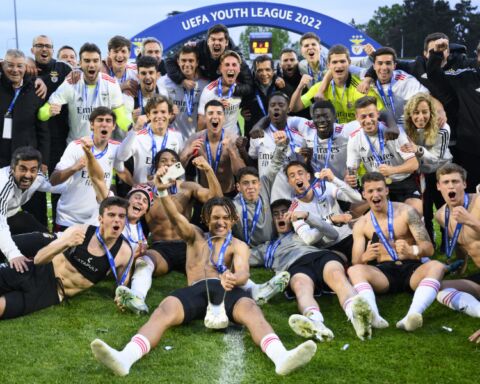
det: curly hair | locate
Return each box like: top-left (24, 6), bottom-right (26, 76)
top-left (403, 93), bottom-right (438, 147)
top-left (201, 197), bottom-right (239, 225)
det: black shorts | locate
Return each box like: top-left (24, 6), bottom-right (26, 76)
top-left (287, 251), bottom-right (345, 295)
top-left (327, 235), bottom-right (353, 264)
top-left (375, 260), bottom-right (423, 294)
top-left (0, 262), bottom-right (60, 319)
top-left (150, 240), bottom-right (187, 273)
top-left (170, 279), bottom-right (251, 324)
top-left (388, 174), bottom-right (421, 203)
top-left (465, 272), bottom-right (480, 285)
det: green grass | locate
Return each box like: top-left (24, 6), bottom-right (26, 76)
top-left (1, 267), bottom-right (479, 384)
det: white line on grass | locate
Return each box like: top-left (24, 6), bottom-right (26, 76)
top-left (217, 329), bottom-right (245, 384)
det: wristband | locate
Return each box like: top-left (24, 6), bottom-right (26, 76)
top-left (155, 189), bottom-right (168, 198)
top-left (412, 245), bottom-right (419, 257)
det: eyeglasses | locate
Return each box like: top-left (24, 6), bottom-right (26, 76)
top-left (33, 44), bottom-right (53, 49)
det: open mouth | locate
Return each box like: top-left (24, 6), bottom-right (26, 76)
top-left (272, 112), bottom-right (280, 119)
top-left (226, 72), bottom-right (236, 79)
top-left (113, 225), bottom-right (120, 231)
top-left (277, 220), bottom-right (286, 229)
top-left (100, 129), bottom-right (108, 135)
top-left (88, 69), bottom-right (96, 76)
top-left (296, 181), bottom-right (304, 189)
top-left (448, 191), bottom-right (456, 199)
top-left (132, 206), bottom-right (141, 213)
top-left (308, 51), bottom-right (316, 59)
top-left (211, 121), bottom-right (219, 128)
top-left (213, 46), bottom-right (222, 53)
top-left (372, 197), bottom-right (382, 206)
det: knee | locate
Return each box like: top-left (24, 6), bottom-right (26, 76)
top-left (290, 274), bottom-right (311, 294)
top-left (151, 297), bottom-right (182, 324)
top-left (347, 265), bottom-right (365, 281)
top-left (325, 266), bottom-right (348, 287)
top-left (426, 260), bottom-right (445, 277)
top-left (233, 297), bottom-right (262, 322)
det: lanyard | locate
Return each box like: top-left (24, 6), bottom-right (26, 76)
top-left (82, 80), bottom-right (100, 108)
top-left (184, 87), bottom-right (195, 117)
top-left (6, 88), bottom-right (21, 115)
top-left (376, 80), bottom-right (396, 117)
top-left (109, 67), bottom-right (127, 84)
top-left (217, 78), bottom-right (235, 99)
top-left (148, 126), bottom-right (169, 175)
top-left (370, 200), bottom-right (398, 261)
top-left (264, 231), bottom-right (293, 269)
top-left (444, 194), bottom-right (469, 259)
top-left (255, 90), bottom-right (267, 116)
top-left (307, 64), bottom-right (322, 83)
top-left (90, 134), bottom-right (109, 159)
top-left (95, 228), bottom-right (132, 286)
top-left (240, 196), bottom-right (263, 245)
top-left (138, 90), bottom-right (145, 114)
top-left (207, 231), bottom-right (233, 273)
top-left (205, 129), bottom-right (224, 173)
top-left (364, 125), bottom-right (386, 166)
top-left (295, 178), bottom-right (326, 202)
top-left (125, 222), bottom-right (145, 245)
top-left (313, 133), bottom-right (333, 191)
top-left (330, 80), bottom-right (347, 105)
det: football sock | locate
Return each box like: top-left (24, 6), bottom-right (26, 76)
top-left (131, 256), bottom-right (155, 299)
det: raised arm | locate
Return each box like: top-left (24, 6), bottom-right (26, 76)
top-left (188, 155), bottom-right (223, 203)
top-left (81, 140), bottom-right (109, 202)
top-left (154, 168), bottom-right (196, 244)
top-left (34, 225), bottom-right (87, 265)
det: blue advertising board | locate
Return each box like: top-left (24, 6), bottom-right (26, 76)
top-left (130, 2), bottom-right (379, 58)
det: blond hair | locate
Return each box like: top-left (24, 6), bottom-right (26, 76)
top-left (404, 93), bottom-right (438, 147)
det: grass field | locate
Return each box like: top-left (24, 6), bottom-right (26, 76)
top-left (1, 264), bottom-right (479, 384)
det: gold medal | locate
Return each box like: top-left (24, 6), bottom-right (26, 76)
top-left (188, 116), bottom-right (193, 123)
top-left (395, 260), bottom-right (403, 266)
top-left (385, 177), bottom-right (393, 185)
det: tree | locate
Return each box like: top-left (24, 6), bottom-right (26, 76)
top-left (238, 26), bottom-right (291, 60)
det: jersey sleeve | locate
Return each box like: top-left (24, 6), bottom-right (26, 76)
top-left (48, 80), bottom-right (73, 105)
top-left (55, 142), bottom-right (81, 171)
top-left (346, 132), bottom-right (361, 168)
top-left (197, 88), bottom-right (209, 115)
top-left (300, 82), bottom-right (321, 109)
top-left (109, 81), bottom-right (124, 109)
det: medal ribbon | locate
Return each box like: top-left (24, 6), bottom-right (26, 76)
top-left (205, 129), bottom-right (224, 173)
top-left (376, 79), bottom-right (396, 117)
top-left (208, 231), bottom-right (233, 273)
top-left (6, 88), bottom-right (22, 115)
top-left (240, 196), bottom-right (263, 245)
top-left (217, 78), bottom-right (235, 99)
top-left (364, 125), bottom-right (386, 167)
top-left (148, 126), bottom-right (169, 175)
top-left (184, 87), bottom-right (194, 118)
top-left (82, 79), bottom-right (100, 108)
top-left (264, 231), bottom-right (293, 269)
top-left (444, 194), bottom-right (469, 259)
top-left (370, 200), bottom-right (398, 261)
top-left (90, 134), bottom-right (109, 159)
top-left (125, 222), bottom-right (145, 245)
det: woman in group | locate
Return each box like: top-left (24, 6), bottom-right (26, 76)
top-left (400, 93), bottom-right (452, 247)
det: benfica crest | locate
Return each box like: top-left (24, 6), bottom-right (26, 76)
top-left (350, 35), bottom-right (365, 56)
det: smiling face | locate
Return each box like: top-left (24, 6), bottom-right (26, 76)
top-left (138, 65), bottom-right (158, 94)
top-left (362, 180), bottom-right (389, 212)
top-left (205, 105), bottom-right (225, 135)
top-left (144, 42), bottom-right (162, 63)
top-left (272, 204), bottom-right (292, 234)
top-left (312, 107), bottom-right (335, 139)
top-left (12, 159), bottom-right (40, 191)
top-left (208, 32), bottom-right (228, 59)
top-left (437, 172), bottom-right (466, 207)
top-left (286, 164), bottom-right (311, 195)
top-left (80, 51), bottom-right (101, 84)
top-left (373, 54), bottom-right (396, 84)
top-left (219, 55), bottom-right (240, 86)
top-left (91, 114), bottom-right (115, 144)
top-left (31, 36), bottom-right (53, 65)
top-left (146, 101), bottom-right (172, 134)
top-left (99, 205), bottom-right (127, 239)
top-left (255, 60), bottom-right (274, 86)
top-left (58, 48), bottom-right (77, 67)
top-left (411, 100), bottom-right (431, 129)
top-left (177, 52), bottom-right (198, 79)
top-left (108, 45), bottom-right (130, 71)
top-left (328, 53), bottom-right (349, 84)
top-left (127, 192), bottom-right (149, 222)
top-left (301, 38), bottom-right (320, 64)
top-left (356, 104), bottom-right (380, 136)
top-left (237, 174), bottom-right (260, 203)
top-left (206, 205), bottom-right (234, 237)
top-left (268, 95), bottom-right (289, 126)
top-left (3, 54), bottom-right (26, 88)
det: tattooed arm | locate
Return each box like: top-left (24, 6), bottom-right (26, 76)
top-left (403, 206), bottom-right (434, 258)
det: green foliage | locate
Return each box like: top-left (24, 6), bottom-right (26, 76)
top-left (0, 267), bottom-right (478, 384)
top-left (362, 0), bottom-right (480, 57)
top-left (239, 26), bottom-right (291, 60)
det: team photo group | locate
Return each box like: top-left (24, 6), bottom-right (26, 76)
top-left (1, 4), bottom-right (480, 380)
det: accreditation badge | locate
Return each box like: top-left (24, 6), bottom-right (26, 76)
top-left (3, 116), bottom-right (12, 139)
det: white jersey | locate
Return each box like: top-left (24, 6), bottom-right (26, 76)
top-left (374, 70), bottom-right (429, 126)
top-left (198, 78), bottom-right (242, 137)
top-left (158, 75), bottom-right (209, 141)
top-left (55, 139), bottom-right (123, 227)
top-left (416, 123), bottom-right (453, 173)
top-left (116, 126), bottom-right (184, 185)
top-left (346, 123), bottom-right (415, 182)
top-left (107, 63), bottom-right (138, 85)
top-left (290, 181), bottom-right (355, 246)
top-left (249, 116), bottom-right (311, 176)
top-left (122, 221), bottom-right (145, 254)
top-left (48, 72), bottom-right (124, 143)
top-left (304, 122), bottom-right (357, 180)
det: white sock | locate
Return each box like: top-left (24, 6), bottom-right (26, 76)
top-left (130, 256), bottom-right (155, 299)
top-left (408, 278), bottom-right (440, 315)
top-left (241, 279), bottom-right (257, 293)
top-left (342, 297), bottom-right (354, 319)
top-left (120, 334), bottom-right (151, 369)
top-left (303, 306), bottom-right (324, 323)
top-left (261, 333), bottom-right (287, 367)
top-left (438, 288), bottom-right (480, 317)
top-left (354, 282), bottom-right (380, 317)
